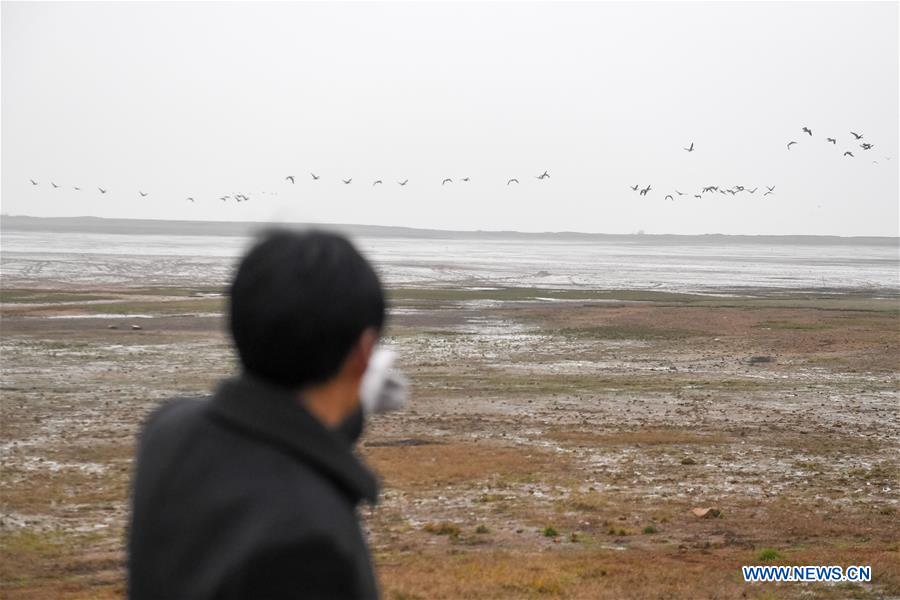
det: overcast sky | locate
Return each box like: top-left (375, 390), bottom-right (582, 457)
top-left (2, 1), bottom-right (898, 236)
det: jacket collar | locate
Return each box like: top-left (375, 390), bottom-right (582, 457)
top-left (209, 375), bottom-right (379, 504)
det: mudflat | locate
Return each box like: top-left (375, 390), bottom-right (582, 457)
top-left (1, 286), bottom-right (898, 599)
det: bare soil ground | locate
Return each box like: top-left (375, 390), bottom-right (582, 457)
top-left (1, 286), bottom-right (898, 599)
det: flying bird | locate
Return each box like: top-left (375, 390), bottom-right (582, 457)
top-left (536, 171), bottom-right (550, 179)
top-left (342, 178), bottom-right (352, 184)
top-left (693, 194), bottom-right (701, 199)
top-left (787, 141), bottom-right (797, 150)
top-left (684, 142), bottom-right (694, 152)
top-left (286, 176), bottom-right (295, 184)
top-left (850, 131), bottom-right (863, 140)
top-left (442, 178), bottom-right (452, 185)
top-left (73, 187), bottom-right (80, 191)
top-left (461, 177), bottom-right (470, 182)
top-left (639, 184), bottom-right (651, 196)
top-left (508, 178), bottom-right (519, 185)
top-left (802, 127), bottom-right (812, 136)
top-left (139, 191), bottom-right (148, 197)
top-left (631, 184), bottom-right (639, 191)
top-left (844, 151), bottom-right (854, 157)
top-left (665, 194), bottom-right (674, 201)
top-left (310, 173), bottom-right (319, 180)
top-left (51, 182), bottom-right (59, 188)
top-left (675, 190), bottom-right (685, 196)
top-left (220, 196), bottom-right (229, 202)
top-left (861, 143), bottom-right (873, 150)
top-left (748, 188), bottom-right (758, 194)
top-left (764, 191), bottom-right (774, 196)
top-left (373, 180), bottom-right (382, 186)
top-left (766, 186), bottom-right (775, 192)
top-left (826, 137), bottom-right (836, 144)
top-left (29, 179), bottom-right (38, 185)
top-left (187, 197), bottom-right (194, 202)
top-left (398, 179), bottom-right (408, 186)
top-left (98, 187), bottom-right (107, 194)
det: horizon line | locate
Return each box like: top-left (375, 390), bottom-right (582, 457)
top-left (1, 213), bottom-right (898, 240)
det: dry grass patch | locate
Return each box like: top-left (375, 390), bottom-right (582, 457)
top-left (365, 442), bottom-right (571, 488)
top-left (545, 428), bottom-right (730, 447)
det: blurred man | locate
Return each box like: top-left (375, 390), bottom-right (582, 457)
top-left (129, 229), bottom-right (394, 599)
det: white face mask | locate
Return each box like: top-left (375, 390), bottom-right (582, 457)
top-left (359, 346), bottom-right (409, 415)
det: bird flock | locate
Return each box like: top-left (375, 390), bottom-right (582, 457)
top-left (25, 131), bottom-right (893, 204)
top-left (630, 130), bottom-right (891, 201)
top-left (786, 128), bottom-right (890, 163)
top-left (25, 171), bottom-right (554, 202)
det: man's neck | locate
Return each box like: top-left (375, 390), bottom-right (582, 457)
top-left (299, 379), bottom-right (359, 428)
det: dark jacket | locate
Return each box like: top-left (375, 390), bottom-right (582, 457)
top-left (128, 376), bottom-right (380, 600)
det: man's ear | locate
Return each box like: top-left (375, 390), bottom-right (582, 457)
top-left (346, 327), bottom-right (378, 379)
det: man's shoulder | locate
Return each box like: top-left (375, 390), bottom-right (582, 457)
top-left (138, 395), bottom-right (211, 444)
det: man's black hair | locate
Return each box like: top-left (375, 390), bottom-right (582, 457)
top-left (229, 228), bottom-right (385, 388)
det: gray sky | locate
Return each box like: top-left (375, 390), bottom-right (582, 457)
top-left (2, 1), bottom-right (898, 236)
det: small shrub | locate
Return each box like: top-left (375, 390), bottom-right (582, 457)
top-left (680, 457), bottom-right (697, 465)
top-left (542, 526), bottom-right (559, 538)
top-left (475, 524), bottom-right (489, 534)
top-left (423, 522), bottom-right (461, 538)
top-left (757, 548), bottom-right (781, 562)
top-left (642, 525), bottom-right (657, 534)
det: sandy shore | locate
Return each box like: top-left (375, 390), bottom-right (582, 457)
top-left (1, 285), bottom-right (898, 598)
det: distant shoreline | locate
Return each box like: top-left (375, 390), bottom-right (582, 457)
top-left (2, 215), bottom-right (897, 245)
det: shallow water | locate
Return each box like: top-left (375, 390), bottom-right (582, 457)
top-left (1, 229), bottom-right (898, 293)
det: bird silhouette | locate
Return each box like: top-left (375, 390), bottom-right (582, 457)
top-left (310, 173), bottom-right (320, 180)
top-left (29, 179), bottom-right (38, 185)
top-left (461, 177), bottom-right (470, 182)
top-left (51, 182), bottom-right (59, 188)
top-left (373, 180), bottom-right (382, 186)
top-left (861, 143), bottom-right (873, 150)
top-left (631, 184), bottom-right (639, 191)
top-left (684, 142), bottom-right (694, 152)
top-left (850, 131), bottom-right (863, 140)
top-left (802, 127), bottom-right (812, 136)
top-left (286, 176), bottom-right (295, 184)
top-left (73, 187), bottom-right (80, 191)
top-left (675, 190), bottom-right (685, 196)
top-left (536, 171), bottom-right (550, 179)
top-left (766, 186), bottom-right (775, 192)
top-left (748, 188), bottom-right (758, 194)
top-left (398, 179), bottom-right (408, 186)
top-left (187, 197), bottom-right (194, 202)
top-left (442, 178), bottom-right (452, 185)
top-left (727, 189), bottom-right (736, 195)
top-left (98, 187), bottom-right (107, 194)
top-left (342, 178), bottom-right (352, 184)
top-left (139, 191), bottom-right (148, 197)
top-left (693, 194), bottom-right (701, 199)
top-left (639, 184), bottom-right (651, 196)
top-left (787, 141), bottom-right (797, 150)
top-left (508, 178), bottom-right (519, 185)
top-left (844, 151), bottom-right (854, 157)
top-left (764, 191), bottom-right (774, 196)
top-left (826, 137), bottom-right (836, 144)
top-left (665, 194), bottom-right (674, 201)
top-left (220, 196), bottom-right (228, 202)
